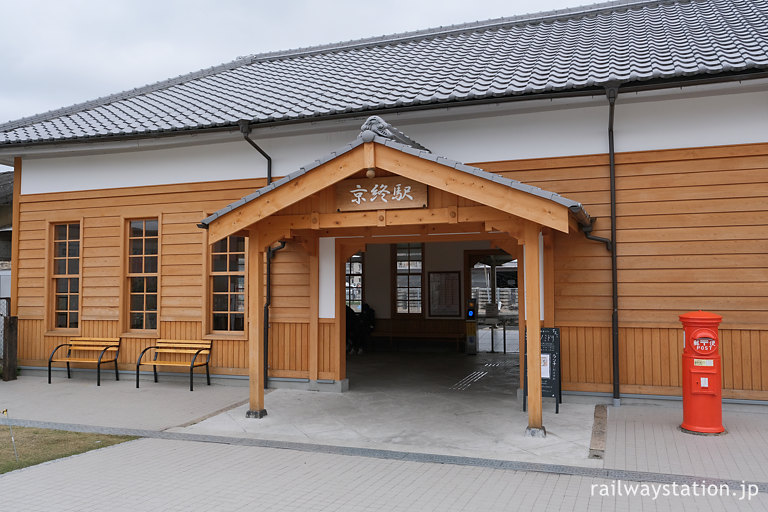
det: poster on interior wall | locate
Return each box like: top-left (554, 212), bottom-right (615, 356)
top-left (335, 176), bottom-right (427, 212)
top-left (429, 271), bottom-right (461, 317)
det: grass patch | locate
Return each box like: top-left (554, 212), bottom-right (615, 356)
top-left (0, 426), bottom-right (137, 474)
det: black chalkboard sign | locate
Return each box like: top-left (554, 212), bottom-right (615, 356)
top-left (523, 327), bottom-right (562, 414)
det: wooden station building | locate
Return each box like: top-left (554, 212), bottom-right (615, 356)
top-left (1, 0), bottom-right (767, 433)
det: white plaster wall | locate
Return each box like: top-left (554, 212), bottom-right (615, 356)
top-left (318, 237), bottom-right (336, 318)
top-left (614, 89), bottom-right (768, 153)
top-left (19, 80), bottom-right (768, 195)
top-left (402, 86), bottom-right (768, 163)
top-left (21, 128), bottom-right (358, 195)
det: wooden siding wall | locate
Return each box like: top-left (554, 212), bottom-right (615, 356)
top-left (479, 143), bottom-right (768, 399)
top-left (16, 178), bottom-right (265, 374)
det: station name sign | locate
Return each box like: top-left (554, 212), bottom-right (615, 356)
top-left (335, 177), bottom-right (428, 212)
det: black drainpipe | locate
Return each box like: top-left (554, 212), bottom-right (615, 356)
top-left (606, 84), bottom-right (621, 407)
top-left (238, 120), bottom-right (272, 185)
top-left (238, 119), bottom-right (281, 388)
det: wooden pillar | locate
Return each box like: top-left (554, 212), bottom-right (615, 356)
top-left (246, 229), bottom-right (267, 418)
top-left (517, 248), bottom-right (526, 390)
top-left (524, 221), bottom-right (545, 436)
top-left (337, 244), bottom-right (346, 380)
top-left (543, 228), bottom-right (555, 328)
top-left (308, 235), bottom-right (319, 382)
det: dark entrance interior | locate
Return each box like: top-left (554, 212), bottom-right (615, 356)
top-left (344, 242), bottom-right (521, 394)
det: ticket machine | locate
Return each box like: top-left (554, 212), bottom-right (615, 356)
top-left (679, 310), bottom-right (724, 434)
top-left (465, 298), bottom-right (477, 355)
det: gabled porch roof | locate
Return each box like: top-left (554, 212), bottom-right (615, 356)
top-left (199, 116), bottom-right (592, 239)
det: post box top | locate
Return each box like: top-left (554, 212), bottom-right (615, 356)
top-left (679, 310), bottom-right (723, 323)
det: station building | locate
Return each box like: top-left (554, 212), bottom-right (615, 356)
top-left (1, 0), bottom-right (767, 432)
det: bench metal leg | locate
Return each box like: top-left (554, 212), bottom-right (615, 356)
top-left (153, 365), bottom-right (158, 383)
top-left (48, 361), bottom-right (52, 384)
top-left (136, 363), bottom-right (141, 388)
top-left (114, 359), bottom-right (119, 381)
top-left (206, 364), bottom-right (210, 386)
top-left (189, 365), bottom-right (194, 392)
top-left (66, 362), bottom-right (71, 379)
top-left (97, 363), bottom-right (101, 386)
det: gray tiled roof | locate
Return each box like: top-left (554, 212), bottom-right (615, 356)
top-left (199, 116), bottom-right (592, 229)
top-left (3, 0), bottom-right (768, 146)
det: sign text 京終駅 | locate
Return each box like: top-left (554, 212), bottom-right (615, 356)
top-left (335, 177), bottom-right (428, 212)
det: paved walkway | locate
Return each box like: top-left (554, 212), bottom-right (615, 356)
top-left (1, 354), bottom-right (767, 510)
top-left (1, 438), bottom-right (765, 511)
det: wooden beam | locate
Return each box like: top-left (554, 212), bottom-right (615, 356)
top-left (375, 144), bottom-right (570, 233)
top-left (207, 149), bottom-right (365, 242)
top-left (246, 229), bottom-right (266, 418)
top-left (486, 221), bottom-right (525, 242)
top-left (523, 221), bottom-right (544, 434)
top-left (255, 206), bottom-right (515, 234)
top-left (10, 157), bottom-right (21, 316)
top-left (364, 142), bottom-right (375, 170)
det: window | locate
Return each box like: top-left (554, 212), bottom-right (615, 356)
top-left (52, 223), bottom-right (80, 329)
top-left (127, 219), bottom-right (158, 330)
top-left (210, 235), bottom-right (245, 332)
top-left (395, 242), bottom-right (423, 314)
top-left (345, 252), bottom-right (364, 312)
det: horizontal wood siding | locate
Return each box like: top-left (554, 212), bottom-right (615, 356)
top-left (16, 179), bottom-right (264, 373)
top-left (481, 144), bottom-right (768, 330)
top-left (479, 143), bottom-right (768, 398)
top-left (269, 242), bottom-right (310, 321)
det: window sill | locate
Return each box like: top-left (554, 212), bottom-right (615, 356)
top-left (44, 330), bottom-right (81, 337)
top-left (120, 331), bottom-right (160, 339)
top-left (204, 333), bottom-right (247, 341)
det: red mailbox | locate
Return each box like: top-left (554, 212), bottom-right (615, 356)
top-left (679, 311), bottom-right (724, 434)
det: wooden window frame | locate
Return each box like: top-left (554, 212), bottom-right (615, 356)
top-left (345, 251), bottom-right (364, 313)
top-left (123, 216), bottom-right (160, 335)
top-left (208, 234), bottom-right (247, 335)
top-left (47, 221), bottom-right (82, 335)
top-left (391, 242), bottom-right (424, 316)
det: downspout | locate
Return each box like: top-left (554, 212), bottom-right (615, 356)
top-left (238, 119), bottom-right (280, 388)
top-left (264, 241), bottom-right (286, 388)
top-left (238, 119), bottom-right (272, 185)
top-left (606, 84), bottom-right (621, 407)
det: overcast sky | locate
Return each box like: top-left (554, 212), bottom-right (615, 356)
top-left (0, 0), bottom-right (592, 127)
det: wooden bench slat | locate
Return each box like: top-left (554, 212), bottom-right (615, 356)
top-left (136, 339), bottom-right (212, 391)
top-left (48, 337), bottom-right (122, 386)
top-left (50, 357), bottom-right (116, 363)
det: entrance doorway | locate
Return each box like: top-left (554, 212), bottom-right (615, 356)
top-left (343, 241), bottom-right (521, 394)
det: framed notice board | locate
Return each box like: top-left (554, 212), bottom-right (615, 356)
top-left (428, 271), bottom-right (461, 317)
top-left (523, 327), bottom-right (562, 414)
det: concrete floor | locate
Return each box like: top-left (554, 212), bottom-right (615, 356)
top-left (175, 350), bottom-right (604, 467)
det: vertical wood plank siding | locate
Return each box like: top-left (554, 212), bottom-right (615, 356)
top-left (477, 143), bottom-right (768, 399)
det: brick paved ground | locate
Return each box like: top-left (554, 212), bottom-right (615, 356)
top-left (1, 438), bottom-right (765, 511)
top-left (605, 404), bottom-right (768, 482)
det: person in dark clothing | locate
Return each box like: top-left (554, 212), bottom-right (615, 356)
top-left (346, 305), bottom-right (357, 355)
top-left (355, 303), bottom-right (376, 355)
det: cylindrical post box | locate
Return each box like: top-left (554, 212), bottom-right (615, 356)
top-left (679, 311), bottom-right (724, 434)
